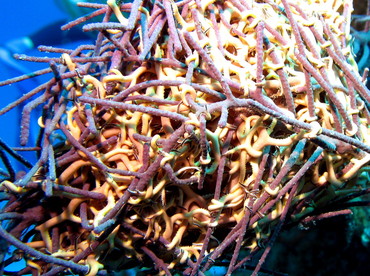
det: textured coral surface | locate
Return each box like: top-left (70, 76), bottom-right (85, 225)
top-left (1, 1), bottom-right (370, 275)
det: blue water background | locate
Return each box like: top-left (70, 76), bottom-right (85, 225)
top-left (0, 0), bottom-right (65, 148)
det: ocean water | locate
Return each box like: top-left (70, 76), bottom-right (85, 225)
top-left (0, 1), bottom-right (94, 167)
top-left (0, 1), bottom-right (66, 163)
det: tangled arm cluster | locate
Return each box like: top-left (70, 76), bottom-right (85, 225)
top-left (1, 0), bottom-right (370, 275)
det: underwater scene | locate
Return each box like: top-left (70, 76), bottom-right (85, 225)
top-left (0, 0), bottom-right (370, 275)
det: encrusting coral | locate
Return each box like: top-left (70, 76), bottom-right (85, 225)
top-left (1, 0), bottom-right (370, 275)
